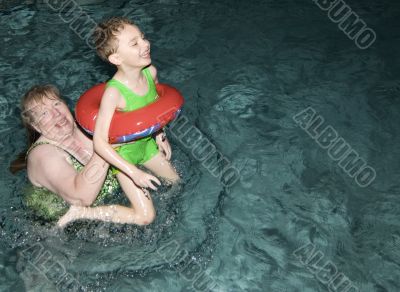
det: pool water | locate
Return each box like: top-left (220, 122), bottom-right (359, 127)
top-left (1, 0), bottom-right (400, 291)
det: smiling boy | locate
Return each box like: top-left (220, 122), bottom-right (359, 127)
top-left (92, 17), bottom-right (180, 224)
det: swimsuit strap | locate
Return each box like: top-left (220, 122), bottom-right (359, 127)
top-left (142, 66), bottom-right (157, 93)
top-left (25, 141), bottom-right (83, 171)
top-left (26, 141), bottom-right (53, 158)
top-left (106, 67), bottom-right (155, 97)
top-left (106, 67), bottom-right (158, 112)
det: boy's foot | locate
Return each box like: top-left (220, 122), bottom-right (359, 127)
top-left (57, 205), bottom-right (84, 228)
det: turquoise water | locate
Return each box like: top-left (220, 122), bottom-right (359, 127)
top-left (1, 0), bottom-right (400, 291)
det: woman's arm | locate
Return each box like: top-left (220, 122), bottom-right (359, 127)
top-left (27, 144), bottom-right (109, 206)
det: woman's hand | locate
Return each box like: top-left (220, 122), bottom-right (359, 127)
top-left (129, 166), bottom-right (161, 190)
top-left (155, 131), bottom-right (172, 160)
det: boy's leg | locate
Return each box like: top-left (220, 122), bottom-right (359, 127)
top-left (57, 172), bottom-right (157, 228)
top-left (57, 204), bottom-right (148, 228)
top-left (142, 152), bottom-right (180, 184)
top-left (116, 172), bottom-right (156, 224)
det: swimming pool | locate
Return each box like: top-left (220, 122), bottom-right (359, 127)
top-left (1, 0), bottom-right (400, 291)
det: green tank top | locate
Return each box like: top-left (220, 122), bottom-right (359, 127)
top-left (106, 67), bottom-right (158, 111)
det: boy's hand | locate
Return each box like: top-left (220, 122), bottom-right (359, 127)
top-left (130, 166), bottom-right (161, 190)
top-left (155, 132), bottom-right (172, 160)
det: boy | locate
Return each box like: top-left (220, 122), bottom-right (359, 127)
top-left (92, 17), bottom-right (180, 225)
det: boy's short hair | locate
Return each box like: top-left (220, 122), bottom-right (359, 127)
top-left (93, 17), bottom-right (135, 62)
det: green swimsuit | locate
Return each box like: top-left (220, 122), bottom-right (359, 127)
top-left (108, 67), bottom-right (159, 170)
top-left (24, 141), bottom-right (120, 221)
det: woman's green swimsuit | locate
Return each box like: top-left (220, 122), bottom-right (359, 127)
top-left (108, 67), bottom-right (159, 171)
top-left (24, 141), bottom-right (120, 221)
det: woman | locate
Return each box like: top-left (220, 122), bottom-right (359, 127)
top-left (10, 85), bottom-right (165, 227)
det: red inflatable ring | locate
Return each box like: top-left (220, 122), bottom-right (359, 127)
top-left (75, 83), bottom-right (184, 144)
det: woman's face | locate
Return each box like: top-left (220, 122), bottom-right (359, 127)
top-left (26, 95), bottom-right (75, 141)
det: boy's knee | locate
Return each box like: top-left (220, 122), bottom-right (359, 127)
top-left (137, 209), bottom-right (156, 225)
top-left (168, 173), bottom-right (181, 185)
top-left (170, 176), bottom-right (180, 185)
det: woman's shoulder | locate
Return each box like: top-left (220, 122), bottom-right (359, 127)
top-left (27, 140), bottom-right (64, 161)
top-left (26, 140), bottom-right (70, 185)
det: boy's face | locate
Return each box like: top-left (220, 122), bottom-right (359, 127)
top-left (111, 24), bottom-right (151, 68)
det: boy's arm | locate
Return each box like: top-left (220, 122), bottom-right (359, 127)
top-left (149, 64), bottom-right (172, 160)
top-left (93, 87), bottom-right (131, 174)
top-left (93, 87), bottom-right (160, 190)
